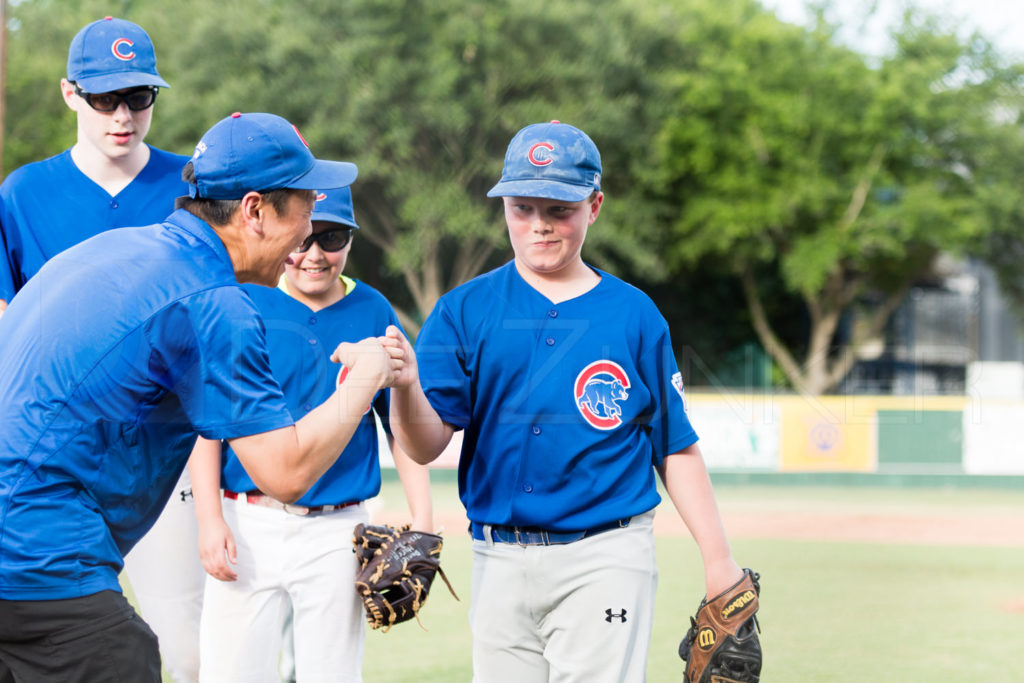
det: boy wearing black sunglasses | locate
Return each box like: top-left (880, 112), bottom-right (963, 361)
top-left (189, 187), bottom-right (434, 682)
top-left (0, 17), bottom-right (204, 683)
top-left (0, 16), bottom-right (184, 315)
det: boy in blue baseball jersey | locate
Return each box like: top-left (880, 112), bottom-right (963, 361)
top-left (0, 111), bottom-right (395, 682)
top-left (386, 121), bottom-right (745, 681)
top-left (0, 18), bottom-right (205, 682)
top-left (0, 16), bottom-right (184, 313)
top-left (190, 187), bottom-right (434, 682)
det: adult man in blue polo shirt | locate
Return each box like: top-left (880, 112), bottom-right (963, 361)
top-left (0, 112), bottom-right (395, 682)
top-left (0, 18), bottom-right (204, 681)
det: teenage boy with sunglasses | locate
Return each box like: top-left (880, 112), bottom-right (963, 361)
top-left (189, 186), bottom-right (434, 682)
top-left (0, 17), bottom-right (205, 683)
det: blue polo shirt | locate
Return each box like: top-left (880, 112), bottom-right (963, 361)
top-left (220, 279), bottom-right (402, 506)
top-left (0, 209), bottom-right (294, 600)
top-left (0, 146), bottom-right (189, 302)
top-left (416, 261), bottom-right (698, 532)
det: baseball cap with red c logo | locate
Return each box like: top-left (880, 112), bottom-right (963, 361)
top-left (67, 16), bottom-right (170, 93)
top-left (487, 120), bottom-right (602, 202)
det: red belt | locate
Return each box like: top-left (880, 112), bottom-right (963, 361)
top-left (223, 489), bottom-right (359, 517)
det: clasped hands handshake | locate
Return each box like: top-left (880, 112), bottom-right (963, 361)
top-left (329, 325), bottom-right (416, 392)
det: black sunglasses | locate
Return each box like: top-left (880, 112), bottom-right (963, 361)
top-left (295, 227), bottom-right (353, 253)
top-left (73, 83), bottom-right (159, 112)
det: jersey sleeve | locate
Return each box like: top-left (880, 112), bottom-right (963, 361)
top-left (415, 298), bottom-right (472, 429)
top-left (639, 313), bottom-right (699, 464)
top-left (146, 288), bottom-right (294, 439)
top-left (0, 192), bottom-right (19, 303)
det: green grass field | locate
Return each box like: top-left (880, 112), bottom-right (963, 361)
top-left (139, 479), bottom-right (1024, 681)
top-left (362, 479), bottom-right (1024, 682)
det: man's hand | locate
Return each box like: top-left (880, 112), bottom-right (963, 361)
top-left (330, 337), bottom-right (397, 390)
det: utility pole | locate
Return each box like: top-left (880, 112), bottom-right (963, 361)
top-left (0, 0), bottom-right (6, 178)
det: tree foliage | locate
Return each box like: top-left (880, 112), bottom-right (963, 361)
top-left (647, 1), bottom-right (1024, 393)
top-left (4, 0), bottom-right (1023, 389)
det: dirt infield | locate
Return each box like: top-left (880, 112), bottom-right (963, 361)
top-left (372, 507), bottom-right (1023, 547)
top-left (658, 509), bottom-right (1024, 547)
top-left (370, 483), bottom-right (1024, 548)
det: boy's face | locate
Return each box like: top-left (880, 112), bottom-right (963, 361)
top-left (61, 79), bottom-right (154, 160)
top-left (284, 220), bottom-right (351, 305)
top-left (503, 193), bottom-right (603, 278)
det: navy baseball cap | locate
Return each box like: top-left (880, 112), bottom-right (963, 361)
top-left (312, 187), bottom-right (360, 229)
top-left (67, 17), bottom-right (170, 92)
top-left (487, 120), bottom-right (602, 202)
top-left (188, 112), bottom-right (358, 200)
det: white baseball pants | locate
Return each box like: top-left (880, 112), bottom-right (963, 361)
top-left (199, 496), bottom-right (368, 683)
top-left (469, 510), bottom-right (658, 683)
top-left (123, 468), bottom-right (205, 683)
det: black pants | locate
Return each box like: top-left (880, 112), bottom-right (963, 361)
top-left (0, 590), bottom-right (160, 683)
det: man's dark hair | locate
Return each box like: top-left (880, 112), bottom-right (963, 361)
top-left (175, 162), bottom-right (314, 225)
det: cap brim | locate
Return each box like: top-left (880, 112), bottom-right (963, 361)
top-left (311, 211), bottom-right (360, 229)
top-left (288, 160), bottom-right (358, 192)
top-left (486, 179), bottom-right (594, 202)
top-left (74, 72), bottom-right (171, 92)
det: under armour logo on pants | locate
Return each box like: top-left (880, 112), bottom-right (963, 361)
top-left (605, 608), bottom-right (627, 623)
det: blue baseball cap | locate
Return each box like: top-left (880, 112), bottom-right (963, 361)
top-left (188, 112), bottom-right (358, 200)
top-left (487, 120), bottom-right (602, 202)
top-left (67, 17), bottom-right (170, 92)
top-left (312, 187), bottom-right (360, 229)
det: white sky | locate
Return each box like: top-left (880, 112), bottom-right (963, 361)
top-left (759, 0), bottom-right (1024, 61)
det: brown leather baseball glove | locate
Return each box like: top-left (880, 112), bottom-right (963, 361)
top-left (679, 568), bottom-right (762, 682)
top-left (352, 523), bottom-right (458, 632)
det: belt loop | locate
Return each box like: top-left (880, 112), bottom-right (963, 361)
top-left (482, 523), bottom-right (495, 548)
top-left (619, 517), bottom-right (631, 529)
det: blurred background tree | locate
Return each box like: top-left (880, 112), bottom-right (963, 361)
top-left (3, 0), bottom-right (1022, 393)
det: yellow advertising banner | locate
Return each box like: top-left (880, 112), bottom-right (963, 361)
top-left (779, 396), bottom-right (876, 471)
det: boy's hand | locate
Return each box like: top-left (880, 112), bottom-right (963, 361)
top-left (197, 516), bottom-right (238, 582)
top-left (379, 324), bottom-right (419, 389)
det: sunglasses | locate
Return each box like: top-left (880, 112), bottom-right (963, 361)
top-left (73, 83), bottom-right (159, 112)
top-left (295, 228), bottom-right (353, 253)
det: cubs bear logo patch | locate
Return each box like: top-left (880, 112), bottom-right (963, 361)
top-left (574, 360), bottom-right (631, 430)
top-left (671, 371), bottom-right (687, 411)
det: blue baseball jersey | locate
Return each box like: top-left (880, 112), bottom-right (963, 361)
top-left (220, 279), bottom-right (403, 507)
top-left (416, 261), bottom-right (698, 531)
top-left (0, 209), bottom-right (294, 600)
top-left (0, 145), bottom-right (189, 302)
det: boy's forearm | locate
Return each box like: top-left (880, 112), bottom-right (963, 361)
top-left (188, 437), bottom-right (225, 523)
top-left (658, 445), bottom-right (740, 584)
top-left (390, 436), bottom-right (434, 531)
top-left (389, 384), bottom-right (453, 464)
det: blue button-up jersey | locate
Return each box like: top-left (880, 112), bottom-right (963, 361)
top-left (220, 279), bottom-right (402, 507)
top-left (416, 261), bottom-right (698, 531)
top-left (0, 146), bottom-right (189, 302)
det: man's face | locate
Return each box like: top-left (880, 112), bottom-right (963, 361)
top-left (62, 79), bottom-right (155, 160)
top-left (253, 191), bottom-right (316, 287)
